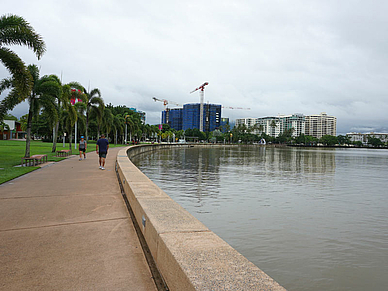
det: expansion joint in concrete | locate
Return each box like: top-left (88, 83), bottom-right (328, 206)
top-left (0, 217), bottom-right (128, 233)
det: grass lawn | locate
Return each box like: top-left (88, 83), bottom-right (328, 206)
top-left (0, 140), bottom-right (125, 184)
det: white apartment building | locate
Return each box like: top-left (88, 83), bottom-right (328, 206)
top-left (257, 117), bottom-right (281, 137)
top-left (235, 118), bottom-right (258, 129)
top-left (305, 113), bottom-right (336, 138)
top-left (235, 117), bottom-right (282, 137)
top-left (278, 114), bottom-right (305, 137)
top-left (236, 113), bottom-right (337, 139)
top-left (347, 132), bottom-right (388, 145)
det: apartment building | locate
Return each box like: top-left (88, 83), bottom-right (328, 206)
top-left (236, 117), bottom-right (282, 137)
top-left (235, 118), bottom-right (258, 128)
top-left (278, 114), bottom-right (305, 137)
top-left (305, 113), bottom-right (336, 138)
top-left (347, 132), bottom-right (388, 145)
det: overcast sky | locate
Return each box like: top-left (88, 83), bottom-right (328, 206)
top-left (1, 0), bottom-right (388, 134)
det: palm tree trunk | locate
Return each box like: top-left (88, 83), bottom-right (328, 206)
top-left (86, 111), bottom-right (89, 141)
top-left (24, 102), bottom-right (34, 158)
top-left (69, 128), bottom-right (73, 152)
top-left (51, 121), bottom-right (59, 152)
top-left (115, 130), bottom-right (117, 145)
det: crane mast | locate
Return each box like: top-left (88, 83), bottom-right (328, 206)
top-left (190, 82), bottom-right (208, 132)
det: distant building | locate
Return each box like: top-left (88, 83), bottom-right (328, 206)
top-left (0, 120), bottom-right (26, 140)
top-left (257, 117), bottom-right (281, 137)
top-left (236, 115), bottom-right (303, 138)
top-left (278, 114), bottom-right (305, 137)
top-left (162, 103), bottom-right (221, 132)
top-left (235, 118), bottom-right (258, 129)
top-left (347, 132), bottom-right (388, 145)
top-left (130, 108), bottom-right (146, 124)
top-left (162, 108), bottom-right (183, 130)
top-left (305, 113), bottom-right (336, 138)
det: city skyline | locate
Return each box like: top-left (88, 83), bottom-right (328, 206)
top-left (2, 1), bottom-right (388, 135)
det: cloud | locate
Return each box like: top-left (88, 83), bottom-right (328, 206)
top-left (2, 0), bottom-right (388, 133)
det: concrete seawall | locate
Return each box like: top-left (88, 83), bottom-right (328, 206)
top-left (116, 144), bottom-right (286, 291)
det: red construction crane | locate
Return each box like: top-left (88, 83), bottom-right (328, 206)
top-left (190, 82), bottom-right (209, 132)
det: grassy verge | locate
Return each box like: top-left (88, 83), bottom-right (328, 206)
top-left (0, 140), bottom-right (125, 184)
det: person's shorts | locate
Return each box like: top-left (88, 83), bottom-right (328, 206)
top-left (79, 148), bottom-right (85, 153)
top-left (99, 151), bottom-right (107, 158)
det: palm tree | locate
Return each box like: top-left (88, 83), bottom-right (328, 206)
top-left (102, 107), bottom-right (113, 139)
top-left (0, 14), bottom-right (46, 121)
top-left (270, 120), bottom-right (278, 137)
top-left (36, 74), bottom-right (62, 152)
top-left (84, 88), bottom-right (104, 141)
top-left (24, 65), bottom-right (59, 158)
top-left (126, 112), bottom-right (142, 143)
top-left (62, 85), bottom-right (86, 150)
top-left (75, 101), bottom-right (87, 137)
top-left (112, 114), bottom-right (124, 144)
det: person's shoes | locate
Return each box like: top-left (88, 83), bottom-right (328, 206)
top-left (84, 156), bottom-right (86, 159)
top-left (99, 166), bottom-right (102, 169)
top-left (101, 167), bottom-right (105, 170)
top-left (79, 158), bottom-right (82, 161)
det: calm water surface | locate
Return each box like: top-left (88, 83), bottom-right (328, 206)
top-left (131, 146), bottom-right (388, 291)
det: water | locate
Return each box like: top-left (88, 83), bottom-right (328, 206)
top-left (131, 146), bottom-right (388, 291)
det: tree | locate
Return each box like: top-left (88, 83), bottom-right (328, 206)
top-left (368, 136), bottom-right (383, 148)
top-left (24, 65), bottom-right (59, 158)
top-left (337, 135), bottom-right (351, 146)
top-left (102, 107), bottom-right (113, 138)
top-left (37, 74), bottom-right (63, 152)
top-left (269, 120), bottom-right (278, 136)
top-left (4, 113), bottom-right (17, 120)
top-left (112, 114), bottom-right (124, 144)
top-left (124, 111), bottom-right (142, 142)
top-left (320, 135), bottom-right (338, 146)
top-left (85, 88), bottom-right (104, 141)
top-left (276, 128), bottom-right (294, 144)
top-left (62, 85), bottom-right (86, 150)
top-left (0, 14), bottom-right (46, 121)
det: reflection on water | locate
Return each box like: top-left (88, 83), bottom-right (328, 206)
top-left (132, 146), bottom-right (388, 291)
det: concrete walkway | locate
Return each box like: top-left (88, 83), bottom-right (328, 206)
top-left (0, 147), bottom-right (157, 291)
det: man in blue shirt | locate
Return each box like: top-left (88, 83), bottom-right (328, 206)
top-left (96, 134), bottom-right (109, 170)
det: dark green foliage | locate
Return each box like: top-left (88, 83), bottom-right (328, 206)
top-left (0, 14), bottom-right (46, 122)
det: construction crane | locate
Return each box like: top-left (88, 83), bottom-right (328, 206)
top-left (153, 97), bottom-right (182, 126)
top-left (152, 97), bottom-right (181, 109)
top-left (222, 106), bottom-right (251, 110)
top-left (190, 82), bottom-right (209, 132)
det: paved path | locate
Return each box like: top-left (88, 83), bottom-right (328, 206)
top-left (0, 148), bottom-right (157, 291)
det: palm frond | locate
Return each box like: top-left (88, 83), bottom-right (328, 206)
top-left (0, 88), bottom-right (21, 122)
top-left (67, 81), bottom-right (84, 92)
top-left (0, 77), bottom-right (12, 94)
top-left (89, 88), bottom-right (101, 98)
top-left (27, 64), bottom-right (40, 84)
top-left (0, 14), bottom-right (46, 59)
top-left (0, 47), bottom-right (32, 97)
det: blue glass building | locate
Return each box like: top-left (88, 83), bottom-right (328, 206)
top-left (161, 103), bottom-right (221, 132)
top-left (162, 108), bottom-right (183, 130)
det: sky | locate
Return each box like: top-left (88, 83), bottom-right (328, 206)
top-left (1, 0), bottom-right (388, 135)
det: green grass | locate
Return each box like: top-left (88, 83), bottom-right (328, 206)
top-left (0, 140), bottom-right (125, 184)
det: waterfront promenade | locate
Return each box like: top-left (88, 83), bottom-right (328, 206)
top-left (0, 147), bottom-right (157, 291)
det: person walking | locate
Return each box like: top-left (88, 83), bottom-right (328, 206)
top-left (79, 136), bottom-right (87, 160)
top-left (96, 134), bottom-right (109, 170)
